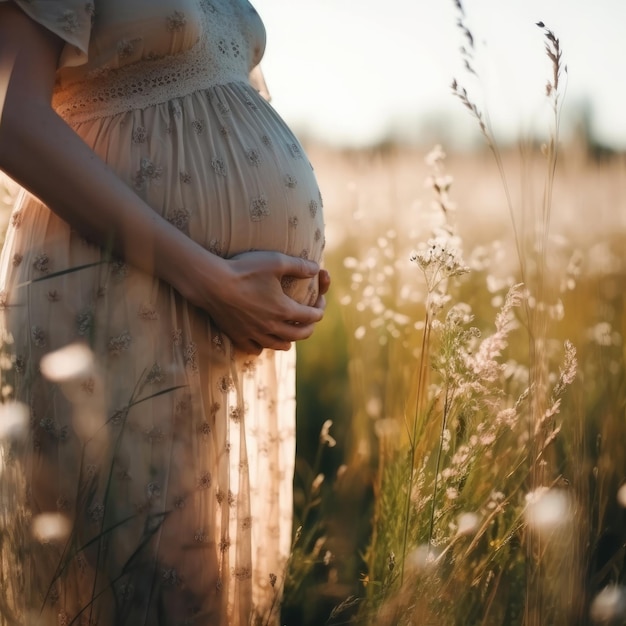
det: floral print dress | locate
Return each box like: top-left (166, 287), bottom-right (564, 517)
top-left (0, 1), bottom-right (324, 624)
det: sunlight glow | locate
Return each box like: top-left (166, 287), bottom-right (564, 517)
top-left (255, 0), bottom-right (626, 149)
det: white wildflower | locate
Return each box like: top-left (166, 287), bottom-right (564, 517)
top-left (425, 144), bottom-right (446, 167)
top-left (524, 487), bottom-right (572, 531)
top-left (479, 432), bottom-right (496, 446)
top-left (410, 237), bottom-right (470, 292)
top-left (587, 322), bottom-right (621, 347)
top-left (457, 512), bottom-right (480, 536)
top-left (446, 487), bottom-right (459, 500)
top-left (446, 302), bottom-right (474, 326)
top-left (405, 544), bottom-right (440, 574)
top-left (441, 428), bottom-right (451, 452)
top-left (374, 417), bottom-right (400, 444)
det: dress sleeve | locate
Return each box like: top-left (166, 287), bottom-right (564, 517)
top-left (0, 0), bottom-right (93, 68)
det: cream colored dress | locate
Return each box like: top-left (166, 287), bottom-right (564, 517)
top-left (0, 1), bottom-right (324, 624)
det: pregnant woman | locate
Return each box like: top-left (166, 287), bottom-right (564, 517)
top-left (0, 1), bottom-right (327, 624)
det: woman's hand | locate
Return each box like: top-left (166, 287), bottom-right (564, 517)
top-left (315, 268), bottom-right (331, 313)
top-left (182, 250), bottom-right (328, 354)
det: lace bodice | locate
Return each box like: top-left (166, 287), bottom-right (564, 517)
top-left (5, 0), bottom-right (266, 122)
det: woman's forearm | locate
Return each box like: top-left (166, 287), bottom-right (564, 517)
top-left (0, 5), bottom-right (224, 300)
top-left (0, 97), bottom-right (225, 298)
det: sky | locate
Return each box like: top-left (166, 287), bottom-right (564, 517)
top-left (253, 0), bottom-right (626, 150)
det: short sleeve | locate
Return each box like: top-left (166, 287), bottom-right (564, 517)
top-left (1, 0), bottom-right (93, 68)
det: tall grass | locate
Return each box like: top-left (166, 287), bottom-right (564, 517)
top-left (287, 5), bottom-right (626, 625)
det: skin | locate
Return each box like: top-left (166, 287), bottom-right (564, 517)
top-left (0, 3), bottom-right (330, 356)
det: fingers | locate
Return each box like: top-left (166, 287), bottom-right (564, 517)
top-left (262, 335), bottom-right (293, 352)
top-left (251, 314), bottom-right (318, 346)
top-left (314, 294), bottom-right (326, 312)
top-left (215, 251), bottom-right (328, 352)
top-left (229, 314), bottom-right (318, 352)
top-left (277, 254), bottom-right (319, 279)
top-left (240, 340), bottom-right (264, 356)
top-left (229, 319), bottom-right (318, 355)
top-left (237, 336), bottom-right (290, 355)
top-left (315, 269), bottom-right (331, 310)
top-left (318, 269), bottom-right (331, 296)
top-left (287, 300), bottom-right (324, 327)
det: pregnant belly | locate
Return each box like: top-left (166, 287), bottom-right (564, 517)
top-left (181, 131), bottom-right (325, 263)
top-left (74, 85), bottom-right (325, 305)
top-left (182, 137), bottom-right (325, 306)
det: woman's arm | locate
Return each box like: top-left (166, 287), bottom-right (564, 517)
top-left (0, 3), bottom-right (325, 354)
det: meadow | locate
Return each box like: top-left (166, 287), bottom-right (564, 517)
top-left (1, 131), bottom-right (625, 626)
top-left (286, 134), bottom-right (626, 625)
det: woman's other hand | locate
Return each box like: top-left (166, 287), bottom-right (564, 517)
top-left (181, 250), bottom-right (327, 355)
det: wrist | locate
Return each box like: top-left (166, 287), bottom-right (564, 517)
top-left (165, 240), bottom-right (231, 310)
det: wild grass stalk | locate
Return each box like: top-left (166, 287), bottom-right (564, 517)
top-left (450, 4), bottom-right (577, 623)
top-left (337, 4), bottom-right (587, 624)
top-left (401, 151), bottom-right (470, 582)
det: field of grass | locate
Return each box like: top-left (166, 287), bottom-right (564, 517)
top-left (288, 138), bottom-right (626, 625)
top-left (1, 136), bottom-right (625, 625)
